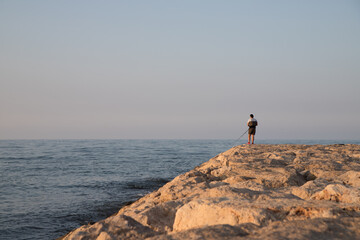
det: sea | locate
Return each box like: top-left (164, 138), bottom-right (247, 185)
top-left (1, 139), bottom-right (359, 240)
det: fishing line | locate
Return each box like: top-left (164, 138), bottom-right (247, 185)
top-left (230, 128), bottom-right (249, 147)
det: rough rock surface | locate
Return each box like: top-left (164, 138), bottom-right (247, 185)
top-left (61, 144), bottom-right (360, 240)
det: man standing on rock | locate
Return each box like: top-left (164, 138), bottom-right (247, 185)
top-left (247, 114), bottom-right (258, 144)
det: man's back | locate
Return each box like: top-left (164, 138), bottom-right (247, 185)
top-left (247, 118), bottom-right (258, 127)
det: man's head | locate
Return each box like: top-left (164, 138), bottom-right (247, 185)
top-left (250, 114), bottom-right (254, 118)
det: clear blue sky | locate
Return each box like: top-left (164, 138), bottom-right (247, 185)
top-left (1, 0), bottom-right (359, 139)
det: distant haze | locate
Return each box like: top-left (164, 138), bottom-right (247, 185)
top-left (1, 1), bottom-right (359, 140)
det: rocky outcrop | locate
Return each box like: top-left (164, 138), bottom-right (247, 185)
top-left (62, 144), bottom-right (360, 239)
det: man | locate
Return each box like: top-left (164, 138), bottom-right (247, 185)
top-left (247, 114), bottom-right (258, 144)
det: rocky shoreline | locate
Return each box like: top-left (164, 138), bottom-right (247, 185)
top-left (61, 144), bottom-right (360, 240)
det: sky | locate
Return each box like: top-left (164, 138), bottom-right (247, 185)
top-left (1, 0), bottom-right (359, 140)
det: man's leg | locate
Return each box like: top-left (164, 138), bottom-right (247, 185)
top-left (251, 134), bottom-right (255, 144)
top-left (248, 134), bottom-right (251, 144)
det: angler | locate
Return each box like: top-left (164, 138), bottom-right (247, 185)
top-left (247, 114), bottom-right (258, 144)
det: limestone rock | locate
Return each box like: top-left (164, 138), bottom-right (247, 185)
top-left (62, 144), bottom-right (360, 240)
top-left (291, 179), bottom-right (329, 200)
top-left (311, 183), bottom-right (360, 204)
top-left (340, 171), bottom-right (360, 187)
top-left (62, 215), bottom-right (157, 240)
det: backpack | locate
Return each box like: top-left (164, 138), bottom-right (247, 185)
top-left (248, 120), bottom-right (257, 127)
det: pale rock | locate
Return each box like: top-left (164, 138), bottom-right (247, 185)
top-left (173, 198), bottom-right (269, 231)
top-left (148, 223), bottom-right (258, 240)
top-left (340, 171), bottom-right (360, 187)
top-left (291, 179), bottom-right (329, 200)
top-left (62, 215), bottom-right (157, 240)
top-left (311, 183), bottom-right (360, 204)
top-left (62, 144), bottom-right (360, 240)
top-left (96, 232), bottom-right (112, 240)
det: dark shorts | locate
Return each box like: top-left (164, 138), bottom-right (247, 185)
top-left (248, 127), bottom-right (256, 135)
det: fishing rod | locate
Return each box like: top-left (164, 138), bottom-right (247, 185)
top-left (231, 128), bottom-right (249, 147)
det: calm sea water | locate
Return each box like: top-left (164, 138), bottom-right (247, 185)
top-left (1, 139), bottom-right (359, 240)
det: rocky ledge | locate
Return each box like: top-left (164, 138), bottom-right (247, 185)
top-left (62, 144), bottom-right (360, 240)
